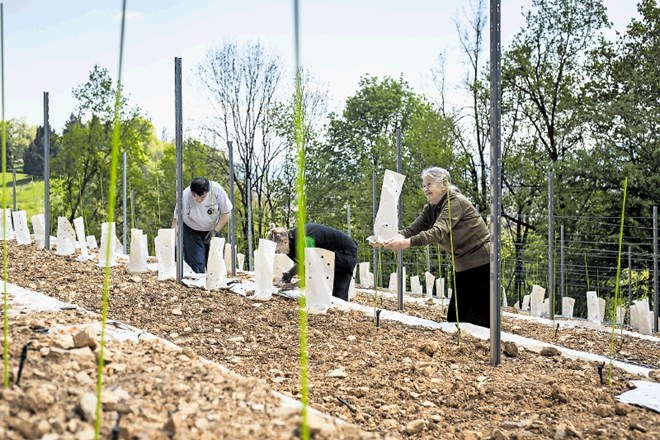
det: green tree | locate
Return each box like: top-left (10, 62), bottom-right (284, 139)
top-left (23, 125), bottom-right (59, 177)
top-left (436, 0), bottom-right (491, 212)
top-left (308, 75), bottom-right (456, 238)
top-left (0, 121), bottom-right (15, 170)
top-left (196, 41), bottom-right (283, 248)
top-left (576, 0), bottom-right (660, 305)
top-left (268, 69), bottom-right (329, 228)
top-left (1, 118), bottom-right (36, 171)
top-left (582, 0), bottom-right (660, 240)
top-left (51, 65), bottom-right (151, 237)
top-left (500, 0), bottom-right (610, 303)
top-left (504, 0), bottom-right (609, 164)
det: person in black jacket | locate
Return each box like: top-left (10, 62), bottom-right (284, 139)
top-left (267, 223), bottom-right (358, 301)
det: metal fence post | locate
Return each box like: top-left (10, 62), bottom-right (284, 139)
top-left (247, 176), bottom-right (253, 272)
top-left (123, 152), bottom-right (128, 252)
top-left (228, 141), bottom-right (236, 276)
top-left (560, 224), bottom-right (564, 306)
top-left (489, 0), bottom-right (502, 366)
top-left (653, 206), bottom-right (658, 332)
top-left (396, 122), bottom-right (403, 311)
top-left (548, 172), bottom-right (554, 319)
top-left (174, 57), bottom-right (183, 283)
top-left (43, 92), bottom-right (50, 250)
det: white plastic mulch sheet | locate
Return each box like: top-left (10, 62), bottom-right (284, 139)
top-left (5, 283), bottom-right (77, 315)
top-left (617, 381), bottom-right (660, 413)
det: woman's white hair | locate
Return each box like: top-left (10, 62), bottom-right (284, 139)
top-left (421, 167), bottom-right (461, 194)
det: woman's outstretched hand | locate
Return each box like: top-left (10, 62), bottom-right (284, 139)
top-left (366, 235), bottom-right (382, 248)
top-left (383, 238), bottom-right (411, 251)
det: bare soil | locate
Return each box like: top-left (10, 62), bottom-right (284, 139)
top-left (3, 242), bottom-right (660, 439)
top-left (352, 292), bottom-right (660, 370)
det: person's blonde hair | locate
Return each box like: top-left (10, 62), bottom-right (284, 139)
top-left (266, 223), bottom-right (288, 244)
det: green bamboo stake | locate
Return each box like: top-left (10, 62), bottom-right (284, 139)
top-left (130, 184), bottom-right (134, 228)
top-left (552, 235), bottom-right (557, 322)
top-left (95, 1), bottom-right (127, 438)
top-left (1, 2), bottom-right (9, 390)
top-left (447, 186), bottom-right (460, 345)
top-left (79, 175), bottom-right (86, 228)
top-left (502, 256), bottom-right (506, 307)
top-left (584, 253), bottom-right (590, 291)
top-left (156, 175), bottom-right (161, 225)
top-left (608, 177), bottom-right (627, 385)
top-left (292, 1), bottom-right (309, 438)
top-left (535, 256), bottom-right (539, 286)
top-left (435, 244), bottom-right (445, 299)
top-left (98, 171), bottom-right (104, 215)
top-left (378, 247), bottom-right (383, 303)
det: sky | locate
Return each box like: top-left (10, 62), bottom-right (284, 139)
top-left (2, 0), bottom-right (641, 141)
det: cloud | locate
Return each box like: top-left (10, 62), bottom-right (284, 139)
top-left (115, 10), bottom-right (144, 22)
top-left (5, 0), bottom-right (31, 14)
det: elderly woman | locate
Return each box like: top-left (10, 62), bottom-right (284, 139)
top-left (383, 167), bottom-right (491, 328)
top-left (267, 223), bottom-right (358, 301)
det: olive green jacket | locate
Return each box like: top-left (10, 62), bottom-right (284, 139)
top-left (400, 191), bottom-right (490, 272)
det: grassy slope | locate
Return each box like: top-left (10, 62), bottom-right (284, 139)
top-left (0, 173), bottom-right (45, 222)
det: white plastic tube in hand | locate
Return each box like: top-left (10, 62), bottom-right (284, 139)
top-left (373, 169), bottom-right (406, 243)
